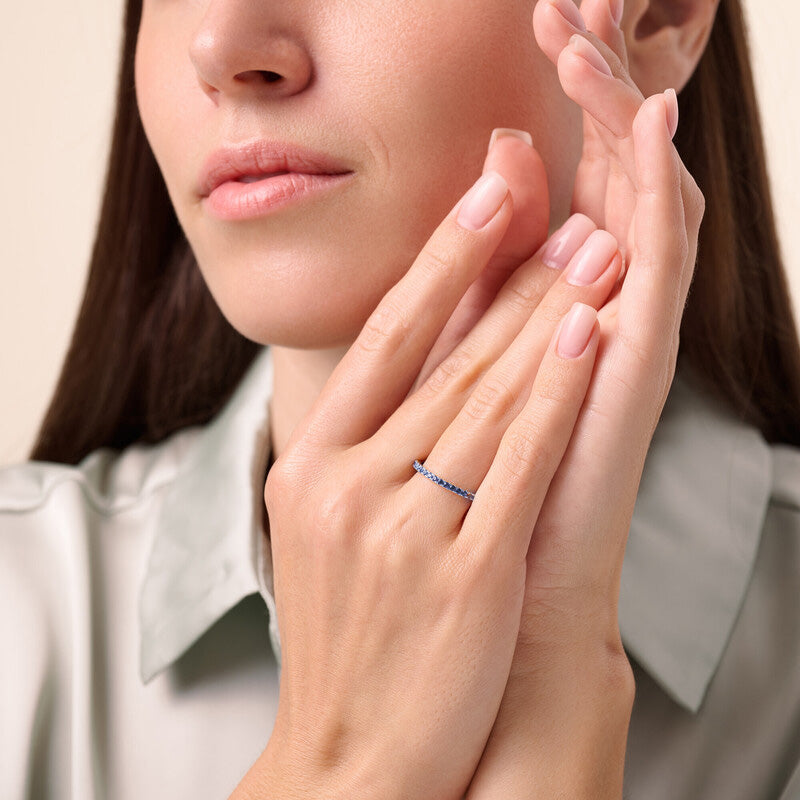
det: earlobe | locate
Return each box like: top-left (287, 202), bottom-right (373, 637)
top-left (621, 0), bottom-right (720, 96)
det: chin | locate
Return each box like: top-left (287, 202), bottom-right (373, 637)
top-left (213, 283), bottom-right (379, 349)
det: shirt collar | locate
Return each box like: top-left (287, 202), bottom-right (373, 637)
top-left (138, 347), bottom-right (772, 714)
top-left (138, 345), bottom-right (278, 685)
top-left (620, 363), bottom-right (772, 712)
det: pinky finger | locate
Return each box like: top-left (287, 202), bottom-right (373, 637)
top-left (461, 302), bottom-right (600, 568)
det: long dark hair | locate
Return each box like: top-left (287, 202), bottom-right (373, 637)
top-left (29, 0), bottom-right (800, 465)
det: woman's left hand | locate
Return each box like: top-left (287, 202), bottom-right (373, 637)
top-left (463, 0), bottom-right (706, 797)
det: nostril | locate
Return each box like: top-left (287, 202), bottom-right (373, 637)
top-left (261, 71), bottom-right (283, 83)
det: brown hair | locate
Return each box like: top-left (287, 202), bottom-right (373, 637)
top-left (29, 0), bottom-right (800, 465)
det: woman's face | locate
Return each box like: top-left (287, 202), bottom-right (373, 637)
top-left (135, 0), bottom-right (582, 347)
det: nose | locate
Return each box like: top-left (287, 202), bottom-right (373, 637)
top-left (189, 1), bottom-right (313, 102)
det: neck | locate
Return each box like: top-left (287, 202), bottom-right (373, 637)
top-left (268, 342), bottom-right (352, 462)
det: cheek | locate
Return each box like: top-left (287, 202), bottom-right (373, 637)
top-left (132, 2), bottom-right (581, 349)
top-left (354, 2), bottom-right (578, 232)
top-left (135, 11), bottom-right (201, 214)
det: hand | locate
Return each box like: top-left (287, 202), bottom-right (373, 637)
top-left (231, 162), bottom-right (628, 799)
top-left (412, 129), bottom-right (553, 379)
top-left (463, 0), bottom-right (706, 797)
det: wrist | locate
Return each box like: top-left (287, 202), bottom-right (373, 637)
top-left (226, 735), bottom-right (341, 800)
top-left (466, 655), bottom-right (634, 800)
top-left (236, 728), bottom-right (413, 800)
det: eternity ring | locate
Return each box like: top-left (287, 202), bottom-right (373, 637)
top-left (412, 460), bottom-right (476, 502)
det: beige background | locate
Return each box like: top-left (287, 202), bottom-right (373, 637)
top-left (1, 2), bottom-right (798, 467)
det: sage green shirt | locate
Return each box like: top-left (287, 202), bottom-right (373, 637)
top-left (1, 345), bottom-right (798, 799)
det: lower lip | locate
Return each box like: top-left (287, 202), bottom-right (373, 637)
top-left (204, 171), bottom-right (354, 220)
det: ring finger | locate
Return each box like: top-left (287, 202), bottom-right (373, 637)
top-left (385, 231), bottom-right (622, 529)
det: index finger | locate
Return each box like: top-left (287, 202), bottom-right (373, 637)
top-left (290, 170), bottom-right (513, 453)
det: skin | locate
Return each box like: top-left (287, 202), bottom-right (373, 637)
top-left (135, 0), bottom-right (576, 428)
top-left (136, 0), bottom-right (716, 796)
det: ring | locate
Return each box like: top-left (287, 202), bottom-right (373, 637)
top-left (412, 460), bottom-right (476, 502)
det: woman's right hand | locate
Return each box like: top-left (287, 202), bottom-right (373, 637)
top-left (240, 158), bottom-right (623, 800)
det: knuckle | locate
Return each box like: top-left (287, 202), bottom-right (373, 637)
top-left (601, 646), bottom-right (637, 710)
top-left (691, 183), bottom-right (706, 223)
top-left (420, 342), bottom-right (482, 402)
top-left (308, 484), bottom-right (362, 548)
top-left (263, 451), bottom-right (304, 506)
top-left (671, 231), bottom-right (690, 269)
top-left (500, 416), bottom-right (555, 483)
top-left (531, 361), bottom-right (573, 407)
top-left (605, 357), bottom-right (650, 409)
top-left (537, 296), bottom-right (571, 330)
top-left (464, 371), bottom-right (519, 423)
top-left (419, 245), bottom-right (460, 282)
top-left (263, 462), bottom-right (285, 507)
top-left (611, 358), bottom-right (650, 405)
top-left (358, 297), bottom-right (413, 354)
top-left (501, 276), bottom-right (546, 316)
top-left (615, 327), bottom-right (652, 371)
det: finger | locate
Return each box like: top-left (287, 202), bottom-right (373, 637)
top-left (557, 36), bottom-right (642, 256)
top-left (534, 0), bottom-right (645, 174)
top-left (410, 212), bottom-right (595, 394)
top-left (570, 114), bottom-right (609, 225)
top-left (535, 0), bottom-right (638, 99)
top-left (393, 232), bottom-right (619, 527)
top-left (535, 0), bottom-right (645, 245)
top-left (544, 95), bottom-right (687, 568)
top-left (460, 302), bottom-right (600, 567)
top-left (621, 92), bottom-right (687, 356)
top-left (383, 218), bottom-right (606, 464)
top-left (527, 91), bottom-right (690, 589)
top-left (579, 0), bottom-right (630, 70)
top-left (483, 129), bottom-right (551, 271)
top-left (409, 132), bottom-right (551, 398)
top-left (291, 170), bottom-right (513, 452)
top-left (557, 36), bottom-right (643, 150)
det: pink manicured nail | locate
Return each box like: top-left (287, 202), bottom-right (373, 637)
top-left (664, 88), bottom-right (679, 139)
top-left (557, 302), bottom-right (597, 359)
top-left (570, 34), bottom-right (614, 78)
top-left (566, 229), bottom-right (619, 285)
top-left (549, 0), bottom-right (587, 32)
top-left (540, 214), bottom-right (595, 270)
top-left (456, 171), bottom-right (509, 231)
top-left (487, 128), bottom-right (533, 156)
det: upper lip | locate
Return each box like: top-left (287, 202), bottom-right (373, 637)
top-left (199, 140), bottom-right (353, 197)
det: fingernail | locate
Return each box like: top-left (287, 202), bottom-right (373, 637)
top-left (487, 128), bottom-right (533, 156)
top-left (557, 302), bottom-right (597, 359)
top-left (609, 0), bottom-right (624, 27)
top-left (549, 0), bottom-right (587, 32)
top-left (570, 34), bottom-right (614, 78)
top-left (664, 88), bottom-right (679, 139)
top-left (566, 229), bottom-right (619, 285)
top-left (456, 171), bottom-right (509, 231)
top-left (540, 214), bottom-right (595, 270)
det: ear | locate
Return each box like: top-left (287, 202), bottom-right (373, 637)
top-left (620, 0), bottom-right (721, 96)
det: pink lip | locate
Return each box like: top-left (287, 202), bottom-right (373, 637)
top-left (198, 139), bottom-right (353, 198)
top-left (205, 171), bottom-right (355, 221)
